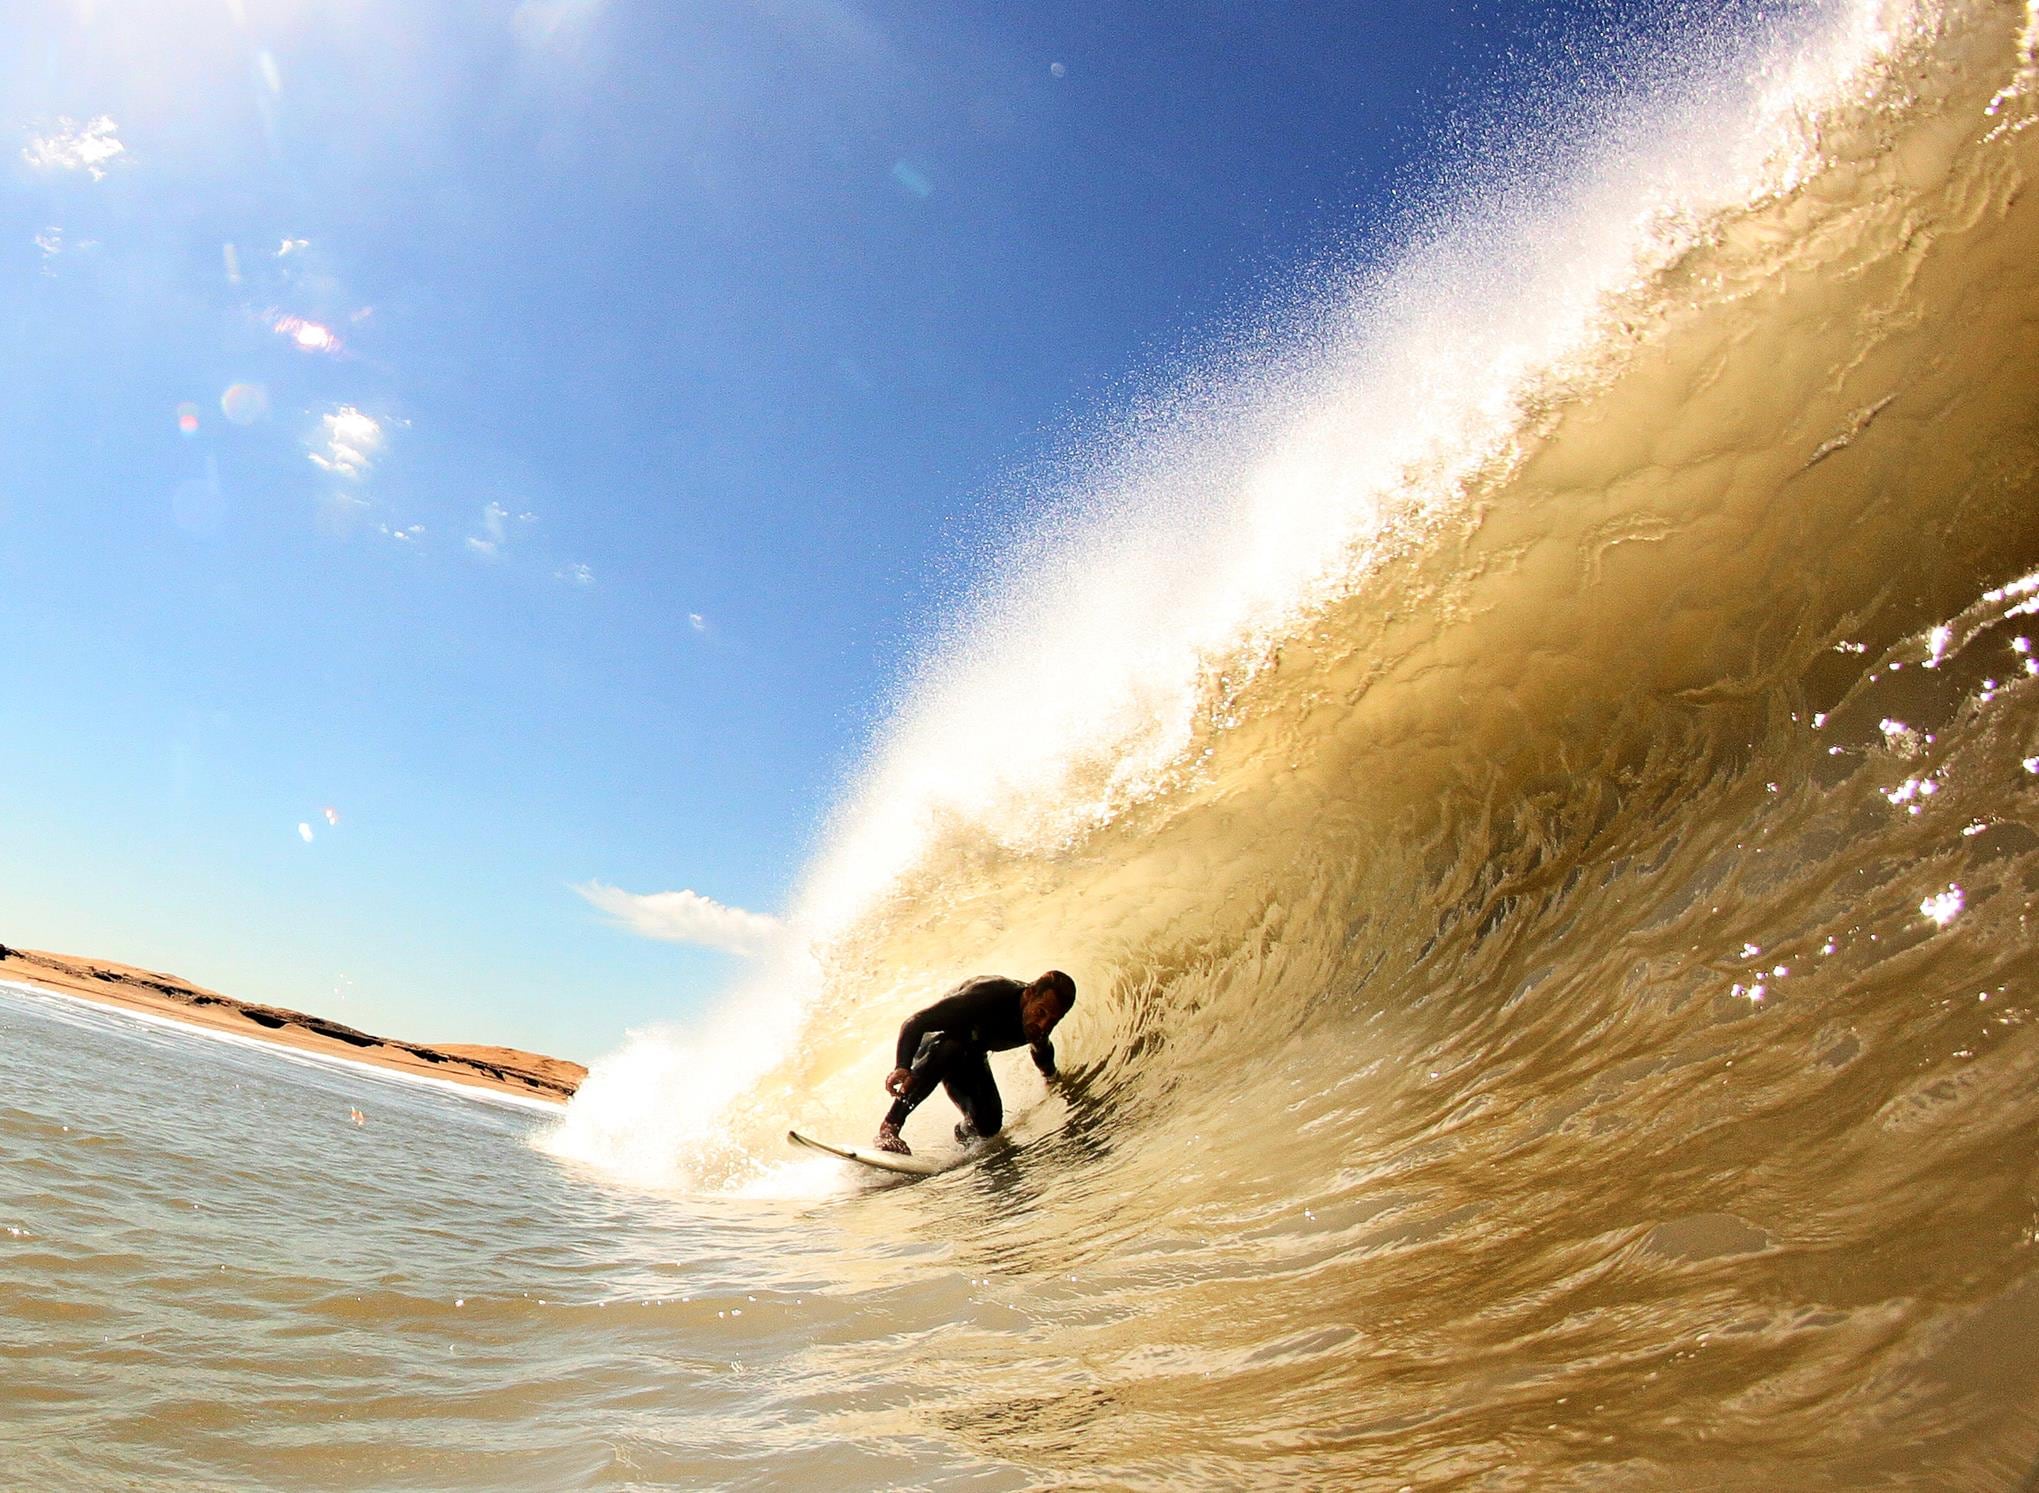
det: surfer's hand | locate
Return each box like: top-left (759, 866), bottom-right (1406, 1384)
top-left (885, 1067), bottom-right (913, 1098)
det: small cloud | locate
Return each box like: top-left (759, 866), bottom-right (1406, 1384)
top-left (277, 237), bottom-right (309, 257)
top-left (308, 406), bottom-right (383, 478)
top-left (223, 243), bottom-right (242, 284)
top-left (467, 501), bottom-right (510, 558)
top-left (576, 881), bottom-right (783, 956)
top-left (688, 612), bottom-right (707, 632)
top-left (377, 521), bottom-right (424, 542)
top-left (23, 116), bottom-right (126, 180)
top-left (297, 822), bottom-right (315, 843)
top-left (34, 227), bottom-right (60, 260)
top-left (890, 159), bottom-right (934, 198)
top-left (556, 562), bottom-right (594, 585)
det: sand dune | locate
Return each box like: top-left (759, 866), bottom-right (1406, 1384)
top-left (0, 945), bottom-right (585, 1104)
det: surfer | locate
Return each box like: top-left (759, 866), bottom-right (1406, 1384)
top-left (874, 971), bottom-right (1076, 1155)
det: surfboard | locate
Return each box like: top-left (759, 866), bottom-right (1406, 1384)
top-left (787, 1127), bottom-right (949, 1177)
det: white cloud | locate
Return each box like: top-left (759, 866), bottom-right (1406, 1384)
top-left (557, 562), bottom-right (594, 585)
top-left (308, 406), bottom-right (384, 478)
top-left (297, 822), bottom-right (314, 843)
top-left (23, 116), bottom-right (125, 180)
top-left (576, 881), bottom-right (783, 956)
top-left (277, 237), bottom-right (308, 257)
top-left (467, 501), bottom-right (511, 558)
top-left (688, 612), bottom-right (707, 632)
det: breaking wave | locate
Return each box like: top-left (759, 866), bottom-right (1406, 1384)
top-left (547, 1), bottom-right (2039, 1480)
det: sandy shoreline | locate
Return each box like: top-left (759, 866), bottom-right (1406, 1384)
top-left (0, 945), bottom-right (586, 1105)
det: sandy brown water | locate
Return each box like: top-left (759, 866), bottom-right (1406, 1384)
top-left (0, 983), bottom-right (1071, 1489)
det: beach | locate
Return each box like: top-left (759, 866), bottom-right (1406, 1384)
top-left (0, 946), bottom-right (584, 1105)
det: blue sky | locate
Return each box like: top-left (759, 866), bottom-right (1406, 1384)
top-left (1, 0), bottom-right (1676, 1060)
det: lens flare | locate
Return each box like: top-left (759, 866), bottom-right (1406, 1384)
top-left (219, 383), bottom-right (269, 425)
top-left (176, 402), bottom-right (201, 435)
top-left (271, 314), bottom-right (341, 354)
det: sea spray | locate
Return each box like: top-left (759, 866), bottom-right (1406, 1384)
top-left (539, 944), bottom-right (826, 1188)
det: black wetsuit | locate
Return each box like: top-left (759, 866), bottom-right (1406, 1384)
top-left (881, 975), bottom-right (1056, 1139)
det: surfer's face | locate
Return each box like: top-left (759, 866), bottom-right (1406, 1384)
top-left (1021, 986), bottom-right (1072, 1044)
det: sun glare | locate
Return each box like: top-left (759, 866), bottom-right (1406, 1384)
top-left (271, 313), bottom-right (341, 354)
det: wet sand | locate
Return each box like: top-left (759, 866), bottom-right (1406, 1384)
top-left (0, 945), bottom-right (585, 1104)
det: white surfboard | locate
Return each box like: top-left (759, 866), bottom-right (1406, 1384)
top-left (787, 1127), bottom-right (950, 1176)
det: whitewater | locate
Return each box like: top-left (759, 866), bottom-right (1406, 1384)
top-left (9, 0), bottom-right (2039, 1485)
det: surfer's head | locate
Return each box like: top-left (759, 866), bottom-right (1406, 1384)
top-left (1021, 970), bottom-right (1076, 1043)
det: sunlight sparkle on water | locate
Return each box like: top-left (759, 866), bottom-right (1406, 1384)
top-left (1921, 886), bottom-right (1964, 927)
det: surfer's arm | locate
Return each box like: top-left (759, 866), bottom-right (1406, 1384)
top-left (1031, 1038), bottom-right (1056, 1078)
top-left (894, 990), bottom-right (970, 1069)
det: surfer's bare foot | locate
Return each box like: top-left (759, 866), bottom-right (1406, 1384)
top-left (874, 1120), bottom-right (910, 1155)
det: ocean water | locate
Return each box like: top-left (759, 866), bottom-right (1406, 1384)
top-left (0, 982), bottom-right (1051, 1487)
top-left (13, 0), bottom-right (2039, 1486)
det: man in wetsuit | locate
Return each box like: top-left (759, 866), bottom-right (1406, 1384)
top-left (874, 970), bottom-right (1076, 1155)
